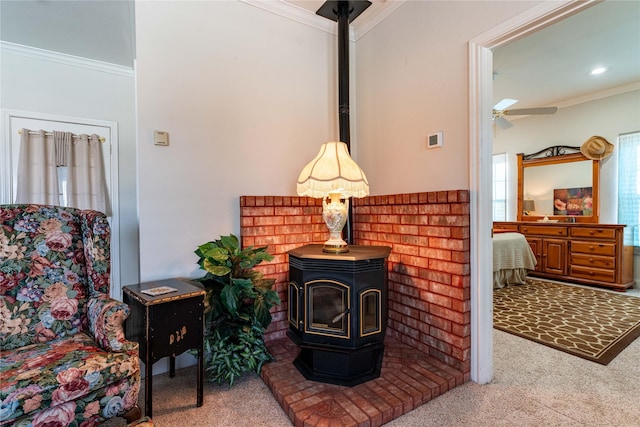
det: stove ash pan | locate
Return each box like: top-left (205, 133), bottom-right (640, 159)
top-left (287, 244), bottom-right (391, 386)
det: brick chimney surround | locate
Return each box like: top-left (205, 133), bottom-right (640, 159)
top-left (240, 190), bottom-right (470, 426)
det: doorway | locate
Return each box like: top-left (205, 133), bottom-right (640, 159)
top-left (469, 0), bottom-right (597, 384)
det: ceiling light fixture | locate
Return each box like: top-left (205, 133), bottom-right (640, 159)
top-left (588, 66), bottom-right (609, 76)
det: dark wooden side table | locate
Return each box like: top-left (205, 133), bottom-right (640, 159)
top-left (123, 278), bottom-right (206, 417)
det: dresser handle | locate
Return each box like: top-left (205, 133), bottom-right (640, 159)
top-left (589, 230), bottom-right (595, 235)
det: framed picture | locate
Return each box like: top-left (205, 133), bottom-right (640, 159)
top-left (553, 187), bottom-right (593, 216)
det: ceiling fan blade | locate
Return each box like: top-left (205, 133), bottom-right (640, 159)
top-left (493, 98), bottom-right (518, 111)
top-left (495, 116), bottom-right (513, 129)
top-left (504, 107), bottom-right (558, 116)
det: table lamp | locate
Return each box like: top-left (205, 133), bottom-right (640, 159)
top-left (523, 199), bottom-right (535, 215)
top-left (297, 141), bottom-right (369, 253)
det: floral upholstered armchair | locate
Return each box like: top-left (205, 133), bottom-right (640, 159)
top-left (0, 204), bottom-right (141, 426)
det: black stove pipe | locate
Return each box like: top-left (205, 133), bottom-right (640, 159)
top-left (317, 1), bottom-right (371, 245)
top-left (337, 1), bottom-right (351, 149)
top-left (337, 1), bottom-right (353, 244)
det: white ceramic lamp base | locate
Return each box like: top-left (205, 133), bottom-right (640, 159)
top-left (322, 192), bottom-right (349, 253)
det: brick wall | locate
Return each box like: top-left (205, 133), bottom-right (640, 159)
top-left (240, 190), bottom-right (471, 378)
top-left (239, 196), bottom-right (325, 342)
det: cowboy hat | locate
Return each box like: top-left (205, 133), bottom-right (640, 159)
top-left (580, 136), bottom-right (614, 160)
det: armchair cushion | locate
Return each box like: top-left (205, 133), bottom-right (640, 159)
top-left (0, 333), bottom-right (140, 426)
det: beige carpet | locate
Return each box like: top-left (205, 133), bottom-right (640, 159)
top-left (493, 278), bottom-right (640, 364)
top-left (103, 327), bottom-right (640, 426)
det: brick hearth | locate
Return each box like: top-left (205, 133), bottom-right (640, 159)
top-left (261, 336), bottom-right (464, 427)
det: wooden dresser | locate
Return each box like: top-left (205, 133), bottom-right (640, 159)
top-left (493, 222), bottom-right (635, 291)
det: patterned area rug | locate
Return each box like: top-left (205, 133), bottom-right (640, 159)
top-left (493, 278), bottom-right (640, 365)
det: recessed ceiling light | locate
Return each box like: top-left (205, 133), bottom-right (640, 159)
top-left (589, 66), bottom-right (609, 76)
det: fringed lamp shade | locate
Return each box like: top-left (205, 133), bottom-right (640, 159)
top-left (297, 141), bottom-right (369, 253)
top-left (297, 141), bottom-right (369, 199)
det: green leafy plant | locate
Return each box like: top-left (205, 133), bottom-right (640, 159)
top-left (193, 234), bottom-right (280, 386)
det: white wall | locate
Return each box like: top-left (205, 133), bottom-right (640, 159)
top-left (135, 1), bottom-right (339, 281)
top-left (0, 50), bottom-right (140, 290)
top-left (134, 0), bottom-right (553, 282)
top-left (493, 89), bottom-right (640, 224)
top-left (354, 1), bottom-right (540, 195)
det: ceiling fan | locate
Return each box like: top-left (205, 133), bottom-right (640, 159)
top-left (492, 98), bottom-right (558, 129)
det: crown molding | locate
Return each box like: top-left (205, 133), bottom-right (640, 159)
top-left (240, 0), bottom-right (337, 35)
top-left (240, 0), bottom-right (406, 41)
top-left (0, 41), bottom-right (134, 77)
top-left (353, 1), bottom-right (406, 40)
top-left (556, 81), bottom-right (640, 110)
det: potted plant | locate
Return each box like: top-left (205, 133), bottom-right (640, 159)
top-left (193, 234), bottom-right (280, 386)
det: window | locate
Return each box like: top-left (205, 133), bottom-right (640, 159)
top-left (617, 132), bottom-right (640, 247)
top-left (57, 167), bottom-right (68, 206)
top-left (493, 153), bottom-right (507, 221)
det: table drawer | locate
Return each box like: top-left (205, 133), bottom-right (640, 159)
top-left (571, 241), bottom-right (616, 256)
top-left (570, 265), bottom-right (616, 283)
top-left (519, 225), bottom-right (568, 237)
top-left (570, 253), bottom-right (615, 270)
top-left (570, 227), bottom-right (617, 240)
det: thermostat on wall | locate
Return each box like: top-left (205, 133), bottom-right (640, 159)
top-left (154, 131), bottom-right (169, 146)
top-left (427, 131), bottom-right (443, 149)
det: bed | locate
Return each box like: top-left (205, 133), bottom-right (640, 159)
top-left (493, 232), bottom-right (537, 289)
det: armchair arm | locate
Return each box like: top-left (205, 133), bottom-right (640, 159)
top-left (87, 293), bottom-right (137, 352)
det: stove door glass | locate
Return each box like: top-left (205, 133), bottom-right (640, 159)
top-left (305, 280), bottom-right (349, 338)
top-left (360, 289), bottom-right (381, 336)
top-left (288, 281), bottom-right (300, 329)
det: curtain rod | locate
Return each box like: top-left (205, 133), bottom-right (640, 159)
top-left (18, 129), bottom-right (105, 143)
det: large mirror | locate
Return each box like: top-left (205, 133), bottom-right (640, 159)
top-left (517, 146), bottom-right (600, 223)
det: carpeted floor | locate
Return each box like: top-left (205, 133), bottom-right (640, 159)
top-left (103, 326), bottom-right (640, 426)
top-left (493, 278), bottom-right (640, 364)
top-left (100, 279), bottom-right (640, 426)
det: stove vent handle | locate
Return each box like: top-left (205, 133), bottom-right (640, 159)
top-left (331, 309), bottom-right (350, 324)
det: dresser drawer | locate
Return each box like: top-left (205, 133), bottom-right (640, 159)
top-left (570, 253), bottom-right (615, 270)
top-left (571, 241), bottom-right (616, 256)
top-left (570, 227), bottom-right (617, 240)
top-left (519, 225), bottom-right (568, 237)
top-left (570, 265), bottom-right (616, 283)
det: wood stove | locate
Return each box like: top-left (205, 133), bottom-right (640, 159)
top-left (287, 244), bottom-right (391, 386)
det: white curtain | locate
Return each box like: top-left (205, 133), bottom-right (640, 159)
top-left (617, 132), bottom-right (639, 247)
top-left (15, 129), bottom-right (59, 205)
top-left (67, 134), bottom-right (110, 215)
top-left (14, 129), bottom-right (109, 214)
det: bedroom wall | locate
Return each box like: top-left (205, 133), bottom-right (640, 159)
top-left (493, 89), bottom-right (640, 223)
top-left (493, 89), bottom-right (640, 285)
